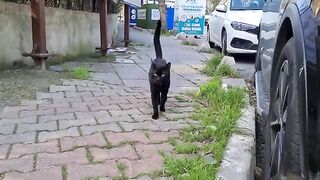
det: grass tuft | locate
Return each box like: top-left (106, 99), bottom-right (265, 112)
top-left (215, 64), bottom-right (239, 78)
top-left (202, 54), bottom-right (224, 76)
top-left (181, 41), bottom-right (198, 46)
top-left (72, 66), bottom-right (90, 80)
top-left (174, 142), bottom-right (199, 154)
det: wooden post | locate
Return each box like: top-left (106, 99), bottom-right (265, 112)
top-left (124, 4), bottom-right (130, 47)
top-left (99, 0), bottom-right (108, 55)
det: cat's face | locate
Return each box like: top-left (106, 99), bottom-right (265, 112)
top-left (151, 61), bottom-right (171, 85)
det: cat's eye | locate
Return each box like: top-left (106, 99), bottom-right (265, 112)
top-left (161, 74), bottom-right (165, 77)
top-left (153, 74), bottom-right (158, 77)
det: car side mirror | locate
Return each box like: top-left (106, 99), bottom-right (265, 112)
top-left (215, 4), bottom-right (227, 12)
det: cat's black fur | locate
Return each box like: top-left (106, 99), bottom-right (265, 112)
top-left (149, 20), bottom-right (171, 120)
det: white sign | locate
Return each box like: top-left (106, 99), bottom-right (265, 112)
top-left (151, 9), bottom-right (161, 20)
top-left (138, 9), bottom-right (146, 19)
top-left (178, 0), bottom-right (206, 35)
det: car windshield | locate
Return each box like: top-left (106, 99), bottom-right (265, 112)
top-left (230, 0), bottom-right (264, 10)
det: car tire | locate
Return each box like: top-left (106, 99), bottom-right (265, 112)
top-left (221, 30), bottom-right (228, 55)
top-left (264, 38), bottom-right (306, 179)
top-left (207, 26), bottom-right (215, 48)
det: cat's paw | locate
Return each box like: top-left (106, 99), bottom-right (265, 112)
top-left (152, 113), bottom-right (159, 119)
top-left (160, 106), bottom-right (165, 112)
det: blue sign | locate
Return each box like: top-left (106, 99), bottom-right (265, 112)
top-left (178, 0), bottom-right (206, 35)
top-left (166, 7), bottom-right (174, 30)
top-left (129, 6), bottom-right (137, 26)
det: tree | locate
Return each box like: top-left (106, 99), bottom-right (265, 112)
top-left (158, 0), bottom-right (167, 32)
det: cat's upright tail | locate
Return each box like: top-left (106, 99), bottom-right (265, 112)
top-left (153, 20), bottom-right (163, 59)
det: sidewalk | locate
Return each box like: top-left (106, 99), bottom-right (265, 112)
top-left (0, 27), bottom-right (209, 179)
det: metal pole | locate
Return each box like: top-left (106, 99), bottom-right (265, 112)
top-left (124, 4), bottom-right (130, 47)
top-left (30, 0), bottom-right (48, 70)
top-left (99, 0), bottom-right (108, 55)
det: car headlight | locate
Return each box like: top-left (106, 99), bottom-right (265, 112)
top-left (231, 21), bottom-right (257, 31)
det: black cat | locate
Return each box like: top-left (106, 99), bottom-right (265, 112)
top-left (149, 20), bottom-right (171, 120)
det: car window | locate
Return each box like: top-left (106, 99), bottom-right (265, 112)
top-left (230, 0), bottom-right (265, 10)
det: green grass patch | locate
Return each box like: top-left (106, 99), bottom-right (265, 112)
top-left (174, 142), bottom-right (199, 154)
top-left (163, 78), bottom-right (245, 179)
top-left (202, 54), bottom-right (224, 76)
top-left (215, 64), bottom-right (239, 78)
top-left (181, 41), bottom-right (198, 46)
top-left (86, 149), bottom-right (94, 164)
top-left (62, 165), bottom-right (68, 180)
top-left (72, 66), bottom-right (90, 80)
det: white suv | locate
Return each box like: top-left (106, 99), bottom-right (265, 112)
top-left (207, 0), bottom-right (264, 54)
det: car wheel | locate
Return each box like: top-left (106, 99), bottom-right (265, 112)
top-left (207, 26), bottom-right (215, 48)
top-left (264, 38), bottom-right (306, 179)
top-left (221, 30), bottom-right (228, 55)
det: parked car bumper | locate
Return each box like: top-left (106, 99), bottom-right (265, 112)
top-left (226, 26), bottom-right (258, 54)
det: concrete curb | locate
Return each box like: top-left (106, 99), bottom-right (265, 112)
top-left (131, 26), bottom-right (154, 33)
top-left (216, 94), bottom-right (256, 180)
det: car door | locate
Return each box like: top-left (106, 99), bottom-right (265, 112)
top-left (212, 0), bottom-right (229, 45)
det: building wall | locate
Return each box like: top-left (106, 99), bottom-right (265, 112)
top-left (0, 1), bottom-right (118, 67)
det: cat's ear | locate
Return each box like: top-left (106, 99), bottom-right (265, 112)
top-left (167, 62), bottom-right (171, 69)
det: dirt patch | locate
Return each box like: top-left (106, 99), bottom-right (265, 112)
top-left (0, 68), bottom-right (72, 107)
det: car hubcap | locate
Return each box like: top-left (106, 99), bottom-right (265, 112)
top-left (270, 60), bottom-right (289, 178)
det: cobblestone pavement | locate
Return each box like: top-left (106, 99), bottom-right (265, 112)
top-left (0, 80), bottom-right (202, 180)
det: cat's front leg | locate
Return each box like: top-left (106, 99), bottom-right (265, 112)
top-left (151, 90), bottom-right (160, 119)
top-left (160, 89), bottom-right (168, 112)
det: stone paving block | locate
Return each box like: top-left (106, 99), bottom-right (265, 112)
top-left (20, 99), bottom-right (48, 106)
top-left (130, 114), bottom-right (158, 122)
top-left (13, 104), bottom-right (38, 111)
top-left (92, 91), bottom-right (118, 97)
top-left (0, 132), bottom-right (36, 144)
top-left (164, 113), bottom-right (191, 120)
top-left (52, 97), bottom-right (83, 104)
top-left (89, 104), bottom-right (121, 112)
top-left (96, 115), bottom-right (134, 124)
top-left (65, 91), bottom-right (93, 98)
top-left (39, 113), bottom-right (75, 123)
top-left (100, 99), bottom-right (130, 106)
top-left (60, 133), bottom-right (107, 151)
top-left (0, 107), bottom-right (20, 119)
top-left (67, 160), bottom-right (119, 180)
top-left (147, 131), bottom-right (180, 143)
top-left (59, 117), bottom-right (96, 130)
top-left (71, 101), bottom-right (101, 108)
top-left (50, 85), bottom-right (76, 93)
top-left (80, 123), bottom-right (122, 135)
top-left (82, 96), bottom-right (110, 103)
top-left (77, 86), bottom-right (103, 92)
top-left (118, 102), bottom-right (150, 110)
top-left (36, 148), bottom-right (87, 170)
top-left (109, 109), bottom-right (142, 117)
top-left (135, 143), bottom-right (173, 159)
top-left (36, 92), bottom-right (64, 100)
top-left (38, 102), bottom-right (70, 110)
top-left (126, 98), bottom-right (151, 104)
top-left (0, 155), bottom-right (33, 173)
top-left (9, 140), bottom-right (59, 159)
top-left (0, 124), bottom-right (15, 135)
top-left (90, 145), bottom-right (138, 161)
top-left (120, 154), bottom-right (164, 178)
top-left (105, 131), bottom-right (150, 146)
top-left (168, 107), bottom-right (194, 113)
top-left (75, 111), bottom-right (110, 119)
top-left (153, 120), bottom-right (190, 131)
top-left (62, 79), bottom-right (88, 86)
top-left (3, 166), bottom-right (62, 180)
top-left (0, 145), bottom-right (9, 159)
top-left (137, 108), bottom-right (153, 115)
top-left (56, 105), bottom-right (89, 114)
top-left (119, 121), bottom-right (160, 132)
top-left (20, 108), bottom-right (55, 118)
top-left (38, 127), bottom-right (80, 143)
top-left (17, 121), bottom-right (57, 133)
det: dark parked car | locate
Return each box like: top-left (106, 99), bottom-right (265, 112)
top-left (255, 0), bottom-right (320, 178)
